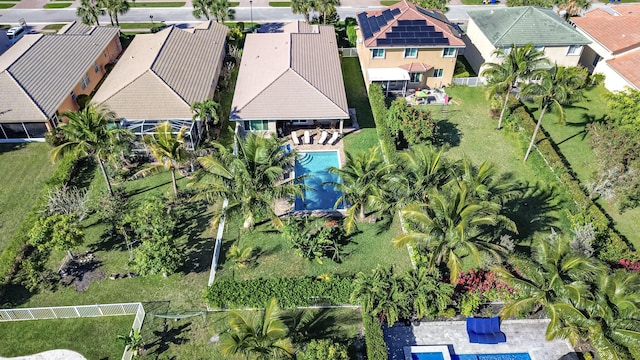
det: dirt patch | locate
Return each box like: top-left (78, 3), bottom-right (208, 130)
top-left (59, 252), bottom-right (105, 292)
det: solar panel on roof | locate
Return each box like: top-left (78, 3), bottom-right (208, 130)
top-left (391, 8), bottom-right (401, 15)
top-left (382, 9), bottom-right (394, 21)
top-left (376, 16), bottom-right (387, 27)
top-left (412, 20), bottom-right (426, 26)
top-left (397, 20), bottom-right (413, 26)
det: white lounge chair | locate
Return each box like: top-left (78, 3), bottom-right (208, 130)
top-left (318, 131), bottom-right (328, 145)
top-left (303, 130), bottom-right (311, 145)
top-left (328, 132), bottom-right (340, 145)
top-left (291, 131), bottom-right (300, 146)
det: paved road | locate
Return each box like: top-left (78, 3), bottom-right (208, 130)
top-left (0, 2), bottom-right (613, 27)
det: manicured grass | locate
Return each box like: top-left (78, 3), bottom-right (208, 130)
top-left (0, 144), bottom-right (56, 252)
top-left (341, 57), bottom-right (379, 156)
top-left (0, 0), bottom-right (19, 2)
top-left (380, 0), bottom-right (399, 5)
top-left (140, 308), bottom-right (362, 358)
top-left (117, 22), bottom-right (164, 29)
top-left (0, 316), bottom-right (133, 359)
top-left (0, 3), bottom-right (15, 7)
top-left (269, 1), bottom-right (291, 6)
top-left (532, 85), bottom-right (640, 248)
top-left (131, 1), bottom-right (185, 7)
top-left (229, 1), bottom-right (239, 5)
top-left (42, 23), bottom-right (66, 31)
top-left (216, 216), bottom-right (410, 281)
top-left (43, 2), bottom-right (72, 8)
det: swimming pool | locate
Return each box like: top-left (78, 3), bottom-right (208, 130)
top-left (412, 352), bottom-right (446, 360)
top-left (407, 346), bottom-right (531, 360)
top-left (294, 151), bottom-right (343, 211)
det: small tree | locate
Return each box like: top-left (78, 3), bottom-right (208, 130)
top-left (43, 184), bottom-right (91, 222)
top-left (30, 214), bottom-right (84, 260)
top-left (118, 329), bottom-right (144, 357)
top-left (192, 0), bottom-right (212, 19)
top-left (297, 339), bottom-right (349, 360)
top-left (190, 99), bottom-right (220, 139)
top-left (133, 235), bottom-right (182, 277)
top-left (386, 98), bottom-right (436, 146)
top-left (76, 0), bottom-right (105, 26)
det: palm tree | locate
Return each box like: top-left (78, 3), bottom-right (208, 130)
top-left (397, 145), bottom-right (450, 203)
top-left (104, 0), bottom-right (129, 26)
top-left (51, 105), bottom-right (127, 197)
top-left (482, 44), bottom-right (548, 130)
top-left (350, 265), bottom-right (410, 326)
top-left (190, 133), bottom-right (303, 229)
top-left (557, 0), bottom-right (591, 18)
top-left (522, 64), bottom-right (588, 161)
top-left (76, 0), bottom-right (105, 26)
top-left (191, 99), bottom-right (220, 139)
top-left (291, 0), bottom-right (313, 22)
top-left (313, 0), bottom-right (339, 24)
top-left (493, 233), bottom-right (602, 341)
top-left (211, 0), bottom-right (235, 22)
top-left (393, 183), bottom-right (516, 283)
top-left (135, 122), bottom-right (188, 197)
top-left (404, 267), bottom-right (453, 320)
top-left (452, 157), bottom-right (521, 204)
top-left (192, 0), bottom-right (212, 20)
top-left (220, 297), bottom-right (294, 359)
top-left (227, 243), bottom-right (253, 269)
top-left (326, 147), bottom-right (394, 234)
top-left (118, 329), bottom-right (144, 357)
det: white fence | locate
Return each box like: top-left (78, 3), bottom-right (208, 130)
top-left (0, 303), bottom-right (145, 360)
top-left (453, 77), bottom-right (485, 87)
top-left (340, 47), bottom-right (358, 57)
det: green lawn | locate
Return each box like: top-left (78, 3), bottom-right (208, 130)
top-left (0, 144), bottom-right (56, 252)
top-left (42, 23), bottom-right (66, 31)
top-left (131, 1), bottom-right (185, 6)
top-left (43, 2), bottom-right (72, 8)
top-left (380, 0), bottom-right (399, 5)
top-left (216, 216), bottom-right (410, 281)
top-left (341, 57), bottom-right (379, 156)
top-left (0, 3), bottom-right (15, 7)
top-left (269, 1), bottom-right (291, 6)
top-left (117, 22), bottom-right (165, 30)
top-left (140, 308), bottom-right (362, 358)
top-left (531, 85), bottom-right (640, 248)
top-left (0, 316), bottom-right (133, 359)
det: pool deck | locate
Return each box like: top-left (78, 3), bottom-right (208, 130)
top-left (385, 319), bottom-right (578, 360)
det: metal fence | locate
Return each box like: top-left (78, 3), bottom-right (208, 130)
top-left (453, 77), bottom-right (485, 87)
top-left (339, 47), bottom-right (358, 58)
top-left (122, 304), bottom-right (146, 360)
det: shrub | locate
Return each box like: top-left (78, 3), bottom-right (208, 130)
top-left (386, 98), bottom-right (436, 146)
top-left (297, 339), bottom-right (349, 360)
top-left (346, 25), bottom-right (356, 47)
top-left (204, 276), bottom-right (353, 309)
top-left (362, 310), bottom-right (387, 360)
top-left (455, 269), bottom-right (515, 302)
top-left (459, 292), bottom-right (483, 317)
top-left (618, 259), bottom-right (640, 273)
top-left (45, 127), bottom-right (66, 147)
top-left (369, 83), bottom-right (395, 163)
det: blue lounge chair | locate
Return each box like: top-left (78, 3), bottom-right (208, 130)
top-left (466, 317), bottom-right (506, 344)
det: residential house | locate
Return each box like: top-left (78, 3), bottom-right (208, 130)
top-left (0, 22), bottom-right (121, 142)
top-left (92, 21), bottom-right (227, 150)
top-left (572, 5), bottom-right (640, 91)
top-left (464, 7), bottom-right (590, 75)
top-left (230, 21), bottom-right (349, 134)
top-left (355, 0), bottom-right (465, 95)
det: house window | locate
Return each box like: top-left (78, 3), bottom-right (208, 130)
top-left (592, 54), bottom-right (601, 67)
top-left (442, 48), bottom-right (456, 57)
top-left (535, 45), bottom-right (545, 52)
top-left (433, 69), bottom-right (444, 78)
top-left (567, 45), bottom-right (582, 56)
top-left (244, 120), bottom-right (269, 131)
top-left (372, 48), bottom-right (385, 59)
top-left (80, 73), bottom-right (90, 90)
top-left (70, 91), bottom-right (77, 102)
top-left (93, 62), bottom-right (99, 73)
top-left (404, 48), bottom-right (418, 58)
top-left (409, 72), bottom-right (422, 83)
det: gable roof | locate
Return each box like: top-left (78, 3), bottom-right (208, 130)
top-left (230, 22), bottom-right (349, 121)
top-left (467, 6), bottom-right (589, 47)
top-left (93, 21), bottom-right (227, 120)
top-left (608, 50), bottom-right (640, 90)
top-left (0, 23), bottom-right (119, 123)
top-left (572, 5), bottom-right (640, 55)
top-left (356, 0), bottom-right (464, 48)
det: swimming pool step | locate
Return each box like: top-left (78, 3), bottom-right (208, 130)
top-left (298, 153), bottom-right (313, 165)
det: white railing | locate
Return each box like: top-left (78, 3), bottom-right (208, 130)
top-left (339, 47), bottom-right (358, 58)
top-left (453, 77), bottom-right (485, 87)
top-left (122, 304), bottom-right (146, 360)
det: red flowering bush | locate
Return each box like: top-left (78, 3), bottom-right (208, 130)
top-left (386, 99), bottom-right (436, 145)
top-left (618, 259), bottom-right (640, 273)
top-left (455, 269), bottom-right (515, 302)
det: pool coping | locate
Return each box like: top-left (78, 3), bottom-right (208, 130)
top-left (404, 345), bottom-right (452, 360)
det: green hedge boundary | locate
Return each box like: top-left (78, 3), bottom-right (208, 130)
top-left (362, 310), bottom-right (387, 360)
top-left (0, 154), bottom-right (78, 293)
top-left (511, 102), bottom-right (637, 262)
top-left (369, 83), bottom-right (396, 164)
top-left (204, 276), bottom-right (353, 309)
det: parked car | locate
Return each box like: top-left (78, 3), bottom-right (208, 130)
top-left (7, 26), bottom-right (25, 45)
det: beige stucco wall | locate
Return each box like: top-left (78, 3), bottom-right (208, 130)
top-left (356, 26), bottom-right (460, 90)
top-left (542, 46), bottom-right (582, 67)
top-left (596, 61), bottom-right (638, 92)
top-left (462, 18), bottom-right (495, 74)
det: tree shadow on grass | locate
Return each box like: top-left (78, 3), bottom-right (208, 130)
top-left (502, 181), bottom-right (563, 241)
top-left (175, 200), bottom-right (215, 274)
top-left (67, 157), bottom-right (96, 189)
top-left (557, 114), bottom-right (605, 145)
top-left (284, 308), bottom-right (361, 343)
top-left (433, 119), bottom-right (462, 148)
top-left (146, 321), bottom-right (192, 357)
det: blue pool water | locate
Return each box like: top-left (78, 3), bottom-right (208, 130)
top-left (294, 151), bottom-right (343, 211)
top-left (412, 353), bottom-right (531, 360)
top-left (412, 352), bottom-right (445, 360)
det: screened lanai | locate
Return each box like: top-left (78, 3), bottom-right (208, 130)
top-left (120, 119), bottom-right (200, 151)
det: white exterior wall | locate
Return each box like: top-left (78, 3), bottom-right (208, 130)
top-left (543, 46), bottom-right (583, 67)
top-left (463, 18), bottom-right (496, 74)
top-left (596, 61), bottom-right (638, 92)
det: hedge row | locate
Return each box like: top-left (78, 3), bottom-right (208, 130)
top-left (362, 310), bottom-right (387, 360)
top-left (204, 276), bottom-right (353, 309)
top-left (369, 83), bottom-right (396, 164)
top-left (0, 154), bottom-right (78, 289)
top-left (511, 103), bottom-right (637, 262)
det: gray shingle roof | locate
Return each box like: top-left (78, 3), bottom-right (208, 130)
top-left (93, 21), bottom-right (227, 119)
top-left (467, 7), bottom-right (589, 47)
top-left (2, 24), bottom-right (120, 120)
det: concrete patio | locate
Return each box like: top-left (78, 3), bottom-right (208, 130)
top-left (385, 319), bottom-right (578, 360)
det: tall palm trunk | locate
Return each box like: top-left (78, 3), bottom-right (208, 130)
top-left (115, 14), bottom-right (120, 26)
top-left (323, 11), bottom-right (327, 24)
top-left (170, 168), bottom-right (179, 197)
top-left (94, 14), bottom-right (100, 26)
top-left (304, 13), bottom-right (310, 22)
top-left (359, 204), bottom-right (365, 220)
top-left (97, 157), bottom-right (114, 196)
top-left (497, 84), bottom-right (512, 130)
top-left (524, 104), bottom-right (548, 162)
top-left (66, 249), bottom-right (74, 260)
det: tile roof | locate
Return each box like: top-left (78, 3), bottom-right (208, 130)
top-left (607, 50), bottom-right (640, 90)
top-left (0, 23), bottom-right (119, 123)
top-left (572, 5), bottom-right (640, 55)
top-left (93, 21), bottom-right (227, 120)
top-left (399, 62), bottom-right (433, 72)
top-left (231, 22), bottom-right (349, 121)
top-left (356, 0), bottom-right (464, 48)
top-left (467, 6), bottom-right (589, 47)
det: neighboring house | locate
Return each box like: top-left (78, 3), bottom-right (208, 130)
top-left (572, 5), bottom-right (640, 91)
top-left (464, 7), bottom-right (590, 74)
top-left (230, 21), bottom-right (349, 134)
top-left (0, 22), bottom-right (121, 142)
top-left (93, 21), bottom-right (227, 150)
top-left (355, 0), bottom-right (465, 95)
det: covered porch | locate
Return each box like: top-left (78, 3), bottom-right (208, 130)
top-left (120, 118), bottom-right (201, 151)
top-left (368, 68), bottom-right (410, 97)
